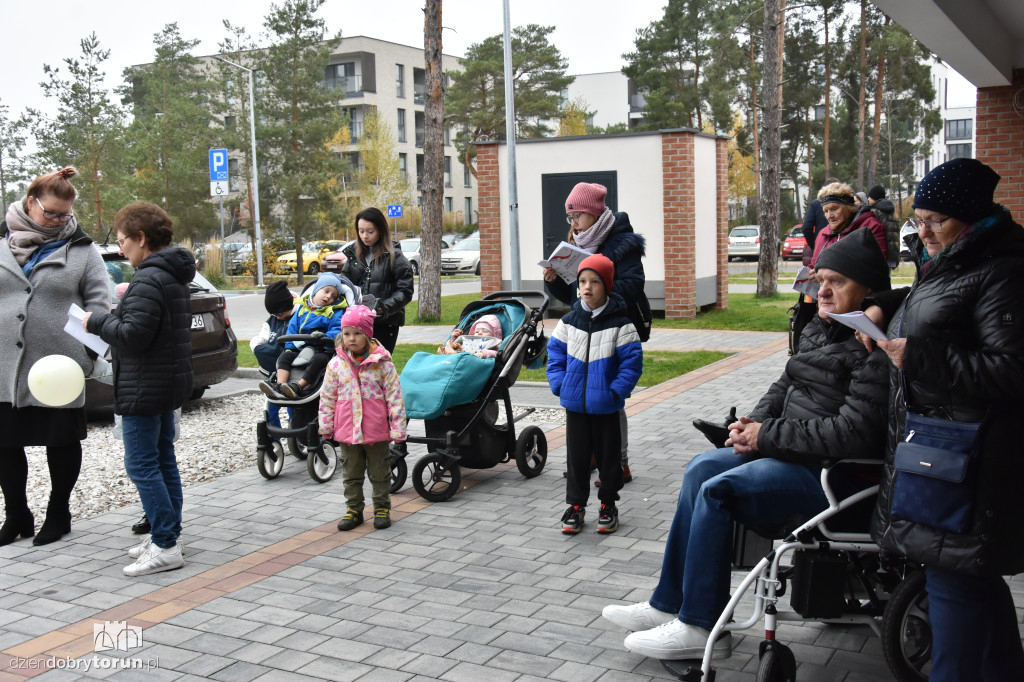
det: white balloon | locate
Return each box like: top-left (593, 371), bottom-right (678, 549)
top-left (28, 355), bottom-right (86, 407)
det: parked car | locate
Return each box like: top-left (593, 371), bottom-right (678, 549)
top-left (399, 237), bottom-right (449, 276)
top-left (320, 240), bottom-right (355, 274)
top-left (86, 244), bottom-right (238, 413)
top-left (728, 225), bottom-right (760, 261)
top-left (274, 240), bottom-right (346, 276)
top-left (899, 221), bottom-right (916, 261)
top-left (781, 225), bottom-right (807, 261)
top-left (441, 237), bottom-right (481, 275)
top-left (441, 234), bottom-right (460, 248)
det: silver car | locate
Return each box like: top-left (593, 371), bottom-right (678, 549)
top-left (441, 237), bottom-right (481, 276)
top-left (400, 237), bottom-right (449, 277)
top-left (728, 225), bottom-right (760, 261)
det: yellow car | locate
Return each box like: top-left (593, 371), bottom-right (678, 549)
top-left (274, 240), bottom-right (346, 275)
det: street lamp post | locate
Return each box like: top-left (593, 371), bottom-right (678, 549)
top-left (214, 56), bottom-right (265, 287)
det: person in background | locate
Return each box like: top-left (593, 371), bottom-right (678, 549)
top-left (251, 280), bottom-right (296, 429)
top-left (547, 254), bottom-right (643, 535)
top-left (866, 184), bottom-right (900, 268)
top-left (541, 182), bottom-right (648, 485)
top-left (604, 229), bottom-right (890, 661)
top-left (855, 191), bottom-right (869, 207)
top-left (0, 167), bottom-right (109, 548)
top-left (84, 202), bottom-right (194, 576)
top-left (865, 158), bottom-right (1024, 681)
top-left (799, 176), bottom-right (838, 266)
top-left (809, 182), bottom-right (889, 267)
top-left (340, 207), bottom-right (414, 353)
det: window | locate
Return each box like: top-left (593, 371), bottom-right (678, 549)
top-left (228, 158), bottom-right (241, 192)
top-left (397, 109), bottom-right (406, 143)
top-left (464, 197), bottom-right (472, 224)
top-left (444, 156), bottom-right (452, 187)
top-left (398, 153), bottom-right (407, 182)
top-left (444, 126), bottom-right (451, 146)
top-left (948, 143), bottom-right (972, 160)
top-left (396, 64), bottom-right (405, 98)
top-left (444, 197), bottom-right (453, 213)
top-left (814, 105), bottom-right (826, 121)
top-left (224, 115), bottom-right (236, 129)
top-left (415, 111), bottom-right (425, 148)
top-left (324, 63), bottom-right (358, 92)
top-left (464, 164), bottom-right (472, 188)
top-left (945, 119), bottom-right (972, 141)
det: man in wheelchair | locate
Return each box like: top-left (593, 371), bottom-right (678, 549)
top-left (603, 229), bottom-right (892, 661)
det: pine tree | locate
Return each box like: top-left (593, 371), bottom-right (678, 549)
top-left (0, 100), bottom-right (27, 216)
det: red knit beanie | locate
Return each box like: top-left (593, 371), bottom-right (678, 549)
top-left (565, 182), bottom-right (607, 217)
top-left (578, 253), bottom-right (615, 292)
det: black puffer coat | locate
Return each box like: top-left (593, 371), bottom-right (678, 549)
top-left (88, 247), bottom-right (195, 416)
top-left (340, 241), bottom-right (414, 326)
top-left (748, 314), bottom-right (890, 467)
top-left (871, 207), bottom-right (1024, 577)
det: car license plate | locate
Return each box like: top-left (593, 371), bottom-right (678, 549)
top-left (191, 314), bottom-right (204, 330)
top-left (793, 247), bottom-right (803, 254)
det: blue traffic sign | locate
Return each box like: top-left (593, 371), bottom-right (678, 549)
top-left (387, 204), bottom-right (403, 218)
top-left (209, 149), bottom-right (228, 182)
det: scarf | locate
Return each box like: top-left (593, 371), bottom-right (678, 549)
top-left (5, 199), bottom-right (78, 266)
top-left (573, 208), bottom-right (616, 252)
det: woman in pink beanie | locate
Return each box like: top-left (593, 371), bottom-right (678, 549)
top-left (541, 181), bottom-right (650, 485)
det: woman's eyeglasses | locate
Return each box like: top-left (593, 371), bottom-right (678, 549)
top-left (33, 197), bottom-right (73, 223)
top-left (910, 217), bottom-right (952, 232)
top-left (565, 212), bottom-right (583, 225)
top-left (115, 237), bottom-right (130, 247)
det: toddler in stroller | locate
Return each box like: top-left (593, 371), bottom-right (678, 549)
top-left (437, 314), bottom-right (502, 358)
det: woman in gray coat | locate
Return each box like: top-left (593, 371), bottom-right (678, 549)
top-left (0, 167), bottom-right (109, 547)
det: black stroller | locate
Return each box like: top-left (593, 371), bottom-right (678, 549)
top-left (390, 291), bottom-right (551, 502)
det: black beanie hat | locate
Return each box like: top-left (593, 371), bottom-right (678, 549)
top-left (868, 185), bottom-right (886, 201)
top-left (264, 280), bottom-right (294, 315)
top-left (913, 158), bottom-right (1000, 224)
top-left (815, 228), bottom-right (891, 292)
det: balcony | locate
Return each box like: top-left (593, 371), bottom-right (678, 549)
top-left (414, 85), bottom-right (425, 105)
top-left (323, 73), bottom-right (364, 97)
top-left (348, 121), bottom-right (364, 143)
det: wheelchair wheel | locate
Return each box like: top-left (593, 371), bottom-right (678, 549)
top-left (412, 453), bottom-right (461, 502)
top-left (390, 454), bottom-right (408, 494)
top-left (307, 440), bottom-right (338, 483)
top-left (257, 441), bottom-right (285, 480)
top-left (287, 437), bottom-right (307, 460)
top-left (757, 641), bottom-right (796, 682)
top-left (514, 426), bottom-right (547, 478)
top-left (882, 569), bottom-right (931, 681)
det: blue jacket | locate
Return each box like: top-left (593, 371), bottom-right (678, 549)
top-left (547, 292), bottom-right (643, 414)
top-left (283, 294), bottom-right (345, 350)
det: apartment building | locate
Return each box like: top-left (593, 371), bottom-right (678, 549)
top-left (916, 61), bottom-right (978, 180)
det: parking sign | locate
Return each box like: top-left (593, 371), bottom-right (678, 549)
top-left (208, 149), bottom-right (228, 182)
top-left (387, 204), bottom-right (403, 218)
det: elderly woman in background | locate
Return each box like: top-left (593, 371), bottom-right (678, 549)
top-left (867, 158), bottom-right (1024, 680)
top-left (0, 167), bottom-right (108, 547)
top-left (809, 181), bottom-right (889, 267)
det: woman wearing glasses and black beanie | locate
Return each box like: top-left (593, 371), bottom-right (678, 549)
top-left (541, 182), bottom-right (650, 485)
top-left (0, 167), bottom-right (109, 547)
top-left (863, 158), bottom-right (1024, 680)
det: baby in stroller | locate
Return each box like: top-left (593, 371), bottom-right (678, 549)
top-left (437, 314), bottom-right (503, 358)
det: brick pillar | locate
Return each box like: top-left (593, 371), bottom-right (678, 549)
top-left (715, 137), bottom-right (730, 310)
top-left (662, 132), bottom-right (697, 319)
top-left (475, 143), bottom-right (502, 296)
top-left (976, 69), bottom-right (1024, 217)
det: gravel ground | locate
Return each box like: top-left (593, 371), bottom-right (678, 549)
top-left (19, 394), bottom-right (566, 528)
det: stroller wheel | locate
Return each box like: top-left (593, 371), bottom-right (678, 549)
top-left (307, 440), bottom-right (338, 483)
top-left (257, 441), bottom-right (286, 480)
top-left (412, 453), bottom-right (461, 502)
top-left (287, 437), bottom-right (308, 460)
top-left (390, 452), bottom-right (408, 494)
top-left (882, 569), bottom-right (931, 681)
top-left (757, 641), bottom-right (796, 682)
top-left (514, 426), bottom-right (547, 478)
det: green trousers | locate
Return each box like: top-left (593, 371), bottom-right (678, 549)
top-left (340, 441), bottom-right (391, 512)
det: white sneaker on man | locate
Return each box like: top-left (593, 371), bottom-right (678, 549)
top-left (123, 542), bottom-right (184, 577)
top-left (624, 620), bottom-right (733, 660)
top-left (128, 537), bottom-right (184, 559)
top-left (602, 601), bottom-right (677, 631)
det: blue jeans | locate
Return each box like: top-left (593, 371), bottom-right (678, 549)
top-left (122, 412), bottom-right (182, 550)
top-left (649, 448), bottom-right (828, 629)
top-left (926, 566), bottom-right (1024, 681)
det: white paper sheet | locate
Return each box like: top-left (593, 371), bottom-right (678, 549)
top-left (826, 311), bottom-right (889, 341)
top-left (64, 303), bottom-right (110, 358)
top-left (792, 266), bottom-right (820, 300)
top-left (538, 241), bottom-right (592, 284)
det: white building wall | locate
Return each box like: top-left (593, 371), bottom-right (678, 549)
top-left (694, 136), bottom-right (718, 281)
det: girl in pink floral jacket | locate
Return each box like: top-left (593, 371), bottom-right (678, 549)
top-left (318, 305), bottom-right (406, 531)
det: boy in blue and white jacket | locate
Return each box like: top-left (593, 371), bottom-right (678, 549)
top-left (547, 254), bottom-right (642, 534)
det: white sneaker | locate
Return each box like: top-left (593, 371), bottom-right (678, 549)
top-left (624, 620), bottom-right (733, 660)
top-left (602, 601), bottom-right (677, 631)
top-left (128, 537), bottom-right (184, 559)
top-left (123, 542), bottom-right (184, 577)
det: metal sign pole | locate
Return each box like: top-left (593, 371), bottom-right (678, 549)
top-left (219, 196), bottom-right (226, 276)
top-left (502, 0), bottom-right (521, 290)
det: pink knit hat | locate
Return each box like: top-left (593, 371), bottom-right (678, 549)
top-left (470, 314), bottom-right (503, 340)
top-left (341, 305), bottom-right (376, 339)
top-left (565, 182), bottom-right (607, 217)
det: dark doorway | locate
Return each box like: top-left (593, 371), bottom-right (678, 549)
top-left (540, 171), bottom-right (618, 264)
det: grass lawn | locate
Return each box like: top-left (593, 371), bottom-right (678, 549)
top-left (728, 263), bottom-right (915, 287)
top-left (655, 293), bottom-right (793, 332)
top-left (238, 342), bottom-right (729, 389)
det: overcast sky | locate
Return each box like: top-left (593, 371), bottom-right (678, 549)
top-left (0, 0), bottom-right (974, 137)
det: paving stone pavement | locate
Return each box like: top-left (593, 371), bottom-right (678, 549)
top-left (2, 329), bottom-right (1022, 681)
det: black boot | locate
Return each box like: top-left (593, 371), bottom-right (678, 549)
top-left (32, 503), bottom-right (71, 546)
top-left (132, 512), bottom-right (151, 535)
top-left (0, 509), bottom-right (34, 547)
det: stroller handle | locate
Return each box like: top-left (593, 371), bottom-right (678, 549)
top-left (482, 290), bottom-right (550, 315)
top-left (276, 332), bottom-right (333, 347)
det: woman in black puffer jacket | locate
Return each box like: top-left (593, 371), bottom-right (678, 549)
top-left (85, 202), bottom-right (193, 578)
top-left (868, 159), bottom-right (1024, 681)
top-left (340, 207), bottom-right (414, 353)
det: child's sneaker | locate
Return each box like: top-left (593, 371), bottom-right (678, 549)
top-left (259, 381), bottom-right (283, 399)
top-left (373, 508), bottom-right (391, 529)
top-left (337, 508), bottom-right (363, 531)
top-left (598, 504), bottom-right (619, 533)
top-left (279, 382), bottom-right (302, 399)
top-left (560, 505), bottom-right (585, 534)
